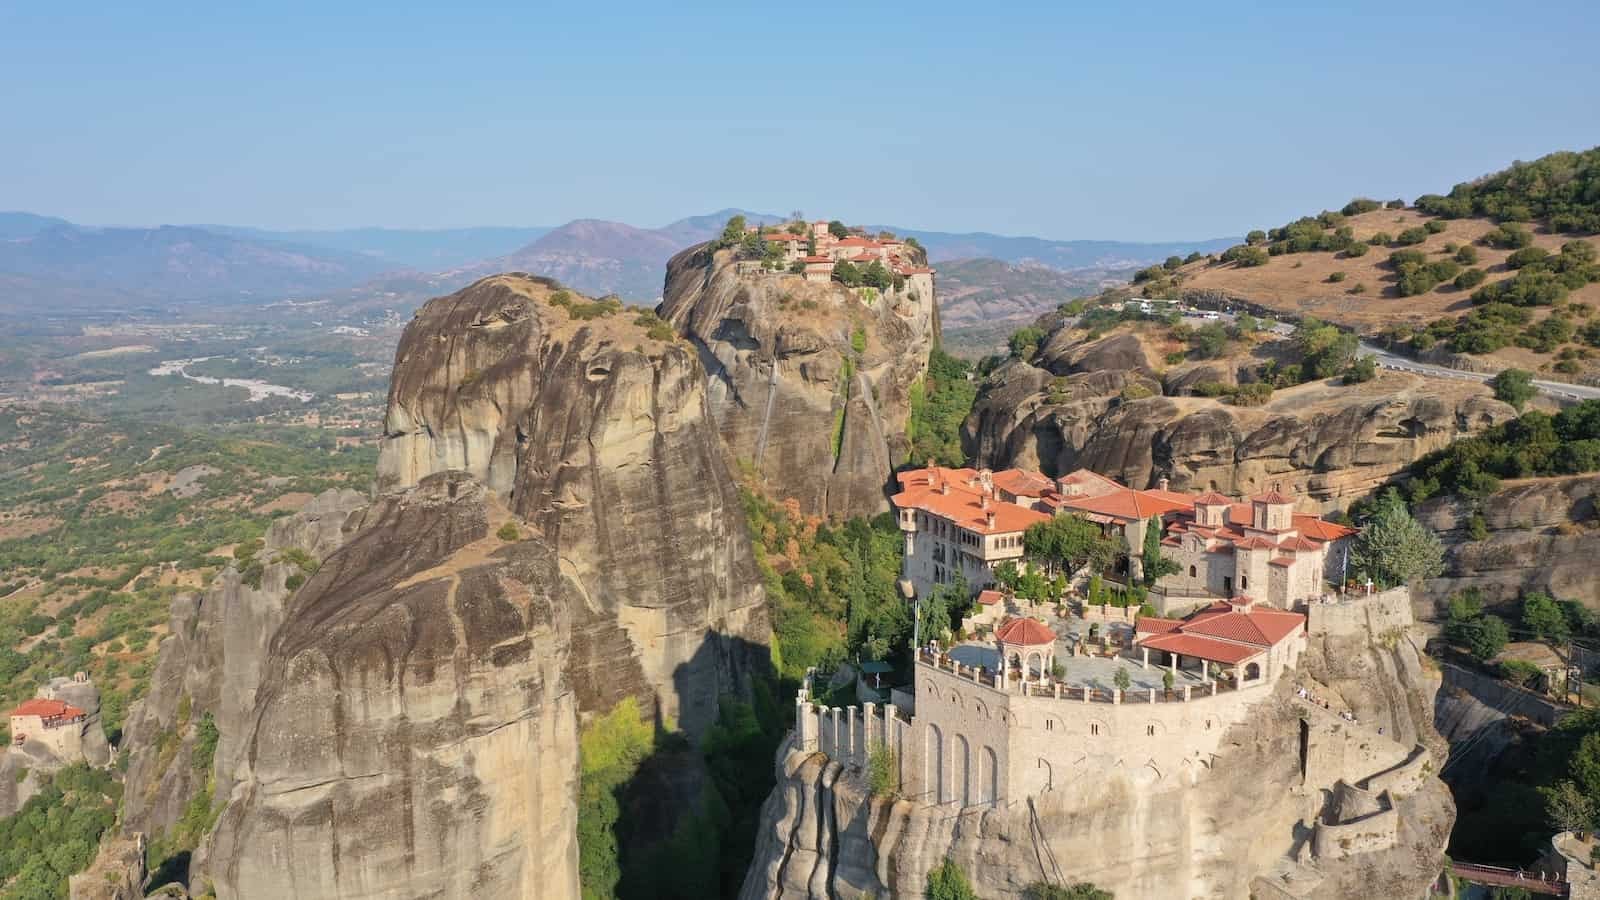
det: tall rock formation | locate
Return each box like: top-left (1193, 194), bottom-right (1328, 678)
top-left (206, 473), bottom-right (579, 899)
top-left (658, 245), bottom-right (938, 518)
top-left (378, 273), bottom-right (769, 732)
top-left (114, 274), bottom-right (771, 899)
top-left (965, 326), bottom-right (1513, 510)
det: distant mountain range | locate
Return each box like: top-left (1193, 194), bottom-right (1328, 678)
top-left (0, 208), bottom-right (1234, 313)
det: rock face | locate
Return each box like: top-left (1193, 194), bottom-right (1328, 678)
top-left (740, 597), bottom-right (1453, 899)
top-left (119, 489), bottom-right (368, 841)
top-left (1417, 473), bottom-right (1600, 609)
top-left (206, 473), bottom-right (579, 900)
top-left (378, 274), bottom-right (769, 733)
top-left (658, 246), bottom-right (938, 517)
top-left (965, 327), bottom-right (1513, 510)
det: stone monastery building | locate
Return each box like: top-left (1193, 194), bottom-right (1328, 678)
top-left (891, 465), bottom-right (1355, 615)
top-left (8, 696), bottom-right (87, 760)
top-left (753, 220), bottom-right (935, 296)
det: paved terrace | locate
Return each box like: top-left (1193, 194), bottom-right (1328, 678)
top-left (920, 648), bottom-right (1255, 704)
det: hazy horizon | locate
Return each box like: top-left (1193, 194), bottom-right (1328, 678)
top-left (4, 1), bottom-right (1598, 241)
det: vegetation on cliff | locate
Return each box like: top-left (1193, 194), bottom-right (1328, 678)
top-left (907, 349), bottom-right (978, 466)
top-left (1405, 400), bottom-right (1600, 501)
top-left (0, 764), bottom-right (120, 899)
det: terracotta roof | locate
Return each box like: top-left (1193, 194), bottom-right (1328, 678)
top-left (834, 236), bottom-right (881, 248)
top-left (977, 589), bottom-right (1003, 606)
top-left (848, 252), bottom-right (878, 262)
top-left (1281, 535), bottom-right (1322, 552)
top-left (802, 255), bottom-right (833, 264)
top-left (1056, 486), bottom-right (1193, 523)
top-left (764, 232), bottom-right (804, 241)
top-left (10, 698), bottom-right (85, 720)
top-left (1055, 468), bottom-right (1124, 496)
top-left (1295, 515), bottom-right (1357, 542)
top-left (1269, 557), bottom-right (1295, 568)
top-left (891, 466), bottom-right (1052, 536)
top-left (1181, 602), bottom-right (1305, 646)
top-left (1232, 536), bottom-right (1276, 551)
top-left (992, 469), bottom-right (1053, 497)
top-left (1139, 632), bottom-right (1263, 665)
top-left (1135, 616), bottom-right (1185, 635)
top-left (996, 617), bottom-right (1056, 645)
top-left (1251, 489), bottom-right (1296, 505)
top-left (1193, 491), bottom-right (1232, 505)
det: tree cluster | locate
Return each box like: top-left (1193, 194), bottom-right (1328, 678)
top-left (1414, 147), bottom-right (1600, 234)
top-left (1406, 399), bottom-right (1600, 501)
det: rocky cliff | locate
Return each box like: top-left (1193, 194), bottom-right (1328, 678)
top-left (205, 473), bottom-right (579, 899)
top-left (378, 273), bottom-right (769, 732)
top-left (658, 246), bottom-right (938, 517)
top-left (1416, 473), bottom-right (1600, 610)
top-left (965, 326), bottom-right (1513, 510)
top-left (741, 600), bottom-right (1454, 899)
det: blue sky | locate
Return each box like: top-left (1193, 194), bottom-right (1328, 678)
top-left (3, 1), bottom-right (1597, 241)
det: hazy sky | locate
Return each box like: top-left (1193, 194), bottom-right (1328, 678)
top-left (4, 1), bottom-right (1597, 241)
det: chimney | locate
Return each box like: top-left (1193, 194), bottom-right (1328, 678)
top-left (986, 511), bottom-right (996, 529)
top-left (980, 495), bottom-right (990, 510)
top-left (941, 481), bottom-right (950, 495)
top-left (1158, 476), bottom-right (1170, 492)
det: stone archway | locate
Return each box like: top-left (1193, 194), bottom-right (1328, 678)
top-left (927, 723), bottom-right (946, 803)
top-left (982, 746), bottom-right (999, 804)
top-left (954, 733), bottom-right (972, 806)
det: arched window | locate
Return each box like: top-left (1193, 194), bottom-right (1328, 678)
top-left (1146, 724), bottom-right (1156, 736)
top-left (1241, 575), bottom-right (1249, 589)
top-left (1245, 662), bottom-right (1261, 681)
top-left (1188, 565), bottom-right (1197, 578)
top-left (1090, 723), bottom-right (1100, 736)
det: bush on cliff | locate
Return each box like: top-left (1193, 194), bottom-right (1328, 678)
top-left (0, 764), bottom-right (121, 898)
top-left (908, 350), bottom-right (978, 467)
top-left (1027, 884), bottom-right (1116, 900)
top-left (927, 858), bottom-right (979, 900)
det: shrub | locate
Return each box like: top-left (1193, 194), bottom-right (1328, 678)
top-left (1343, 198), bottom-right (1382, 216)
top-left (1344, 356), bottom-right (1378, 383)
top-left (1395, 227), bottom-right (1429, 246)
top-left (1455, 268), bottom-right (1487, 290)
top-left (1387, 199), bottom-right (1407, 209)
top-left (1222, 244), bottom-right (1269, 267)
top-left (1424, 219), bottom-right (1448, 234)
top-left (1370, 231), bottom-right (1393, 246)
top-left (1183, 251), bottom-right (1203, 264)
top-left (1348, 283), bottom-right (1366, 294)
top-left (496, 522), bottom-right (520, 541)
top-left (1507, 247), bottom-right (1553, 270)
top-left (1456, 244), bottom-right (1480, 265)
top-left (1489, 368), bottom-right (1536, 411)
top-left (1163, 255), bottom-right (1183, 271)
top-left (1245, 229), bottom-right (1267, 245)
top-left (867, 743), bottom-right (900, 797)
top-left (1327, 272), bottom-right (1346, 283)
top-left (1484, 223), bottom-right (1535, 249)
top-left (1344, 242), bottom-right (1369, 258)
top-left (1120, 383), bottom-right (1154, 402)
top-left (1231, 382), bottom-right (1273, 406)
top-left (927, 859), bottom-right (978, 900)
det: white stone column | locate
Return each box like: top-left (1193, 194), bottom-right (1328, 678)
top-left (1141, 646), bottom-right (1149, 670)
top-left (1170, 654), bottom-right (1178, 678)
top-left (1183, 685), bottom-right (1192, 701)
top-left (847, 706), bottom-right (858, 760)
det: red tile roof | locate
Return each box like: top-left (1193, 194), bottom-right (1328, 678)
top-left (992, 469), bottom-right (1053, 497)
top-left (1055, 486), bottom-right (1193, 523)
top-left (1269, 557), bottom-right (1295, 568)
top-left (834, 236), bottom-right (881, 248)
top-left (1181, 601), bottom-right (1305, 645)
top-left (1193, 491), bottom-right (1233, 505)
top-left (1135, 616), bottom-right (1185, 635)
top-left (977, 589), bottom-right (1003, 606)
top-left (1294, 515), bottom-right (1356, 542)
top-left (891, 467), bottom-right (1052, 536)
top-left (802, 255), bottom-right (833, 264)
top-left (10, 698), bottom-right (85, 720)
top-left (1139, 632), bottom-right (1263, 665)
top-left (996, 617), bottom-right (1056, 645)
top-left (1251, 489), bottom-right (1296, 505)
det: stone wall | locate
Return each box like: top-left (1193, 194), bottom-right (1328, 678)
top-left (1307, 587), bottom-right (1413, 638)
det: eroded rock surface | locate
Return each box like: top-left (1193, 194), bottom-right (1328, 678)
top-left (658, 246), bottom-right (938, 517)
top-left (1417, 473), bottom-right (1600, 609)
top-left (966, 327), bottom-right (1513, 509)
top-left (206, 473), bottom-right (579, 900)
top-left (378, 274), bottom-right (769, 732)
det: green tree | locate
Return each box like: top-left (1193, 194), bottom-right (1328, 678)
top-left (1490, 368), bottom-right (1537, 412)
top-left (867, 743), bottom-right (900, 797)
top-left (1163, 255), bottom-right (1183, 271)
top-left (1009, 325), bottom-right (1047, 361)
top-left (1542, 779), bottom-right (1595, 834)
top-left (1349, 489), bottom-right (1445, 588)
top-left (833, 259), bottom-right (863, 286)
top-left (1113, 667), bottom-right (1132, 692)
top-left (715, 215), bottom-right (747, 249)
top-left (1140, 515), bottom-right (1179, 585)
top-left (1343, 355), bottom-right (1378, 384)
top-left (1189, 323), bottom-right (1230, 359)
top-left (926, 858), bottom-right (979, 900)
top-left (828, 220), bottom-right (849, 239)
top-left (1024, 514), bottom-right (1119, 577)
top-left (1523, 591), bottom-right (1571, 642)
top-left (1245, 229), bottom-right (1267, 245)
